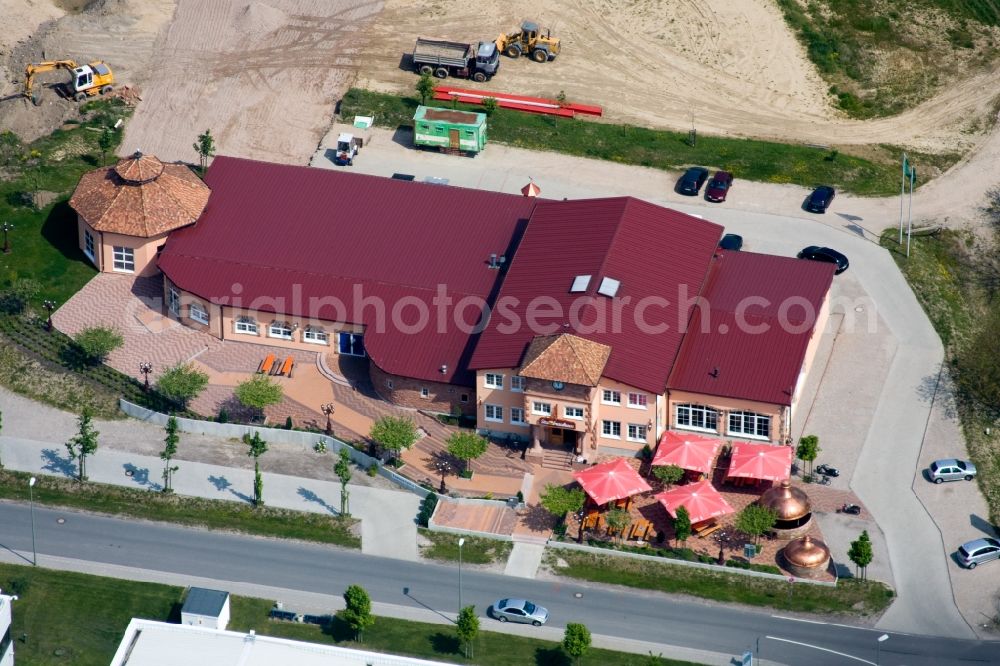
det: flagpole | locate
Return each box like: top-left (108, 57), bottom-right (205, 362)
top-left (906, 168), bottom-right (914, 257)
top-left (899, 153), bottom-right (906, 244)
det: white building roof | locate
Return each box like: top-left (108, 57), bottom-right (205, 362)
top-left (110, 619), bottom-right (453, 666)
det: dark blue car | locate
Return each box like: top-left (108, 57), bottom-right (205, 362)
top-left (677, 167), bottom-right (709, 196)
top-left (806, 185), bottom-right (836, 213)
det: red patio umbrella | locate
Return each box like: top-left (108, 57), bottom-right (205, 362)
top-left (652, 431), bottom-right (723, 474)
top-left (573, 458), bottom-right (652, 506)
top-left (655, 479), bottom-right (735, 525)
top-left (726, 442), bottom-right (793, 482)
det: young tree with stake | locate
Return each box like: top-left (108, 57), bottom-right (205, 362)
top-left (562, 623), bottom-right (591, 665)
top-left (848, 530), bottom-right (874, 580)
top-left (193, 129), bottom-right (216, 174)
top-left (243, 431), bottom-right (268, 506)
top-left (673, 505), bottom-right (692, 545)
top-left (446, 431), bottom-right (488, 476)
top-left (334, 447), bottom-right (352, 516)
top-left (161, 416), bottom-right (180, 493)
top-left (66, 407), bottom-right (99, 482)
top-left (796, 434), bottom-right (820, 477)
top-left (368, 415), bottom-right (417, 465)
top-left (456, 605), bottom-right (479, 658)
top-left (342, 584), bottom-right (375, 642)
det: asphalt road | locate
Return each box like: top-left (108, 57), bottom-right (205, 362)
top-left (0, 503), bottom-right (994, 666)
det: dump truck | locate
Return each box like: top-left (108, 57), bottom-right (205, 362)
top-left (24, 60), bottom-right (114, 104)
top-left (412, 37), bottom-right (500, 82)
top-left (496, 21), bottom-right (560, 62)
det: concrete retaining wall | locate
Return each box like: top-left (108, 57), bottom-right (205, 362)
top-left (547, 539), bottom-right (837, 587)
top-left (119, 399), bottom-right (429, 499)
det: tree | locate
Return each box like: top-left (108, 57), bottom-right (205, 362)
top-left (848, 530), bottom-right (874, 580)
top-left (368, 415), bottom-right (417, 464)
top-left (342, 584), bottom-right (375, 641)
top-left (415, 72), bottom-right (436, 104)
top-left (604, 507), bottom-right (631, 543)
top-left (796, 434), bottom-right (820, 476)
top-left (562, 622), bottom-right (591, 665)
top-left (97, 126), bottom-right (115, 166)
top-left (234, 375), bottom-right (283, 423)
top-left (65, 407), bottom-right (99, 481)
top-left (652, 464), bottom-right (684, 486)
top-left (481, 97), bottom-right (498, 116)
top-left (243, 431), bottom-right (268, 506)
top-left (160, 416), bottom-right (180, 492)
top-left (539, 484), bottom-right (585, 518)
top-left (0, 278), bottom-right (40, 315)
top-left (193, 129), bottom-right (215, 174)
top-left (673, 505), bottom-right (692, 545)
top-left (156, 362), bottom-right (209, 410)
top-left (446, 431), bottom-right (488, 475)
top-left (736, 503), bottom-right (778, 546)
top-left (456, 605), bottom-right (479, 658)
top-left (74, 326), bottom-right (123, 365)
top-left (334, 447), bottom-right (352, 516)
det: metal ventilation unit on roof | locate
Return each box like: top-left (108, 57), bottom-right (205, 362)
top-left (597, 276), bottom-right (620, 297)
top-left (570, 275), bottom-right (592, 292)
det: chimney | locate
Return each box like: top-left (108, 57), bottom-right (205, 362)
top-left (440, 364), bottom-right (448, 374)
top-left (488, 253), bottom-right (498, 269)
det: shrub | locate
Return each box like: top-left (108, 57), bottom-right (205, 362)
top-left (367, 462), bottom-right (378, 477)
top-left (73, 326), bottom-right (123, 364)
top-left (417, 493), bottom-right (438, 527)
top-left (217, 407), bottom-right (229, 423)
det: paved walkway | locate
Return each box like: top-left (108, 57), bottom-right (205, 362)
top-left (504, 543), bottom-right (546, 579)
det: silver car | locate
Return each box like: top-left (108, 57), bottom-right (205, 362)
top-left (957, 537), bottom-right (1000, 569)
top-left (929, 458), bottom-right (977, 484)
top-left (490, 598), bottom-right (549, 626)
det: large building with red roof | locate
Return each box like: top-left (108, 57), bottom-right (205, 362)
top-left (71, 155), bottom-right (833, 459)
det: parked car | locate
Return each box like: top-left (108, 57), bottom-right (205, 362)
top-left (677, 167), bottom-right (709, 195)
top-left (929, 458), bottom-right (977, 484)
top-left (705, 171), bottom-right (733, 202)
top-left (489, 598), bottom-right (549, 626)
top-left (718, 233), bottom-right (743, 251)
top-left (797, 246), bottom-right (849, 274)
top-left (957, 537), bottom-right (1000, 569)
top-left (805, 185), bottom-right (836, 213)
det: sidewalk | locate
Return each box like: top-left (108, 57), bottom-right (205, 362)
top-left (0, 434), bottom-right (420, 561)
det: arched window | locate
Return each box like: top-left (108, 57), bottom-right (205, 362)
top-left (234, 316), bottom-right (257, 335)
top-left (268, 321), bottom-right (293, 340)
top-left (675, 404), bottom-right (718, 432)
top-left (302, 326), bottom-right (328, 344)
top-left (727, 410), bottom-right (771, 440)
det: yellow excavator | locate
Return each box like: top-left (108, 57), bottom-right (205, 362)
top-left (24, 60), bottom-right (114, 105)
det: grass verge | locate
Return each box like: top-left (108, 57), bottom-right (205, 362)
top-left (0, 563), bottom-right (699, 666)
top-left (547, 550), bottom-right (894, 616)
top-left (341, 88), bottom-right (901, 196)
top-left (418, 528), bottom-right (513, 564)
top-left (0, 470), bottom-right (360, 549)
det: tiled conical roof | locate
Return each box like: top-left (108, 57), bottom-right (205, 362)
top-left (70, 152), bottom-right (210, 238)
top-left (519, 333), bottom-right (610, 386)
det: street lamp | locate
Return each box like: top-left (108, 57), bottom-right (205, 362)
top-left (320, 403), bottom-right (335, 435)
top-left (139, 361), bottom-right (152, 391)
top-left (1, 222), bottom-right (12, 254)
top-left (876, 633), bottom-right (889, 665)
top-left (42, 300), bottom-right (56, 332)
top-left (458, 537), bottom-right (465, 613)
top-left (28, 477), bottom-right (37, 566)
top-left (435, 460), bottom-right (450, 494)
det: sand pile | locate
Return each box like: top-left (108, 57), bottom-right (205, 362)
top-left (234, 2), bottom-right (289, 42)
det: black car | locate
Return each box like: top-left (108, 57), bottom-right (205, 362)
top-left (805, 185), bottom-right (836, 213)
top-left (798, 246), bottom-right (849, 274)
top-left (677, 167), bottom-right (709, 195)
top-left (718, 233), bottom-right (743, 251)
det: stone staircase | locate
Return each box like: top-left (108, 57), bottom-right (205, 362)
top-left (541, 448), bottom-right (575, 472)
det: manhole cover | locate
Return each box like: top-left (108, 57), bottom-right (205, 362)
top-left (855, 305), bottom-right (865, 312)
top-left (573, 592), bottom-right (583, 599)
top-left (56, 518), bottom-right (65, 525)
top-left (125, 470), bottom-right (134, 477)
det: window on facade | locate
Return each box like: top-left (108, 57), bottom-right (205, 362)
top-left (728, 411), bottom-right (771, 439)
top-left (460, 393), bottom-right (469, 403)
top-left (112, 246), bottom-right (135, 272)
top-left (168, 288), bottom-right (180, 317)
top-left (511, 407), bottom-right (526, 425)
top-left (628, 424), bottom-right (648, 442)
top-left (601, 420), bottom-right (622, 439)
top-left (485, 404), bottom-right (504, 422)
top-left (601, 390), bottom-right (621, 405)
top-left (420, 387), bottom-right (430, 398)
top-left (234, 316), bottom-right (258, 335)
top-left (484, 373), bottom-right (504, 389)
top-left (510, 376), bottom-right (525, 392)
top-left (627, 393), bottom-right (648, 409)
top-left (564, 406), bottom-right (584, 420)
top-left (269, 321), bottom-right (293, 340)
top-left (189, 302), bottom-right (209, 325)
top-left (338, 332), bottom-right (365, 357)
top-left (84, 229), bottom-right (95, 260)
top-left (532, 401), bottom-right (552, 415)
top-left (386, 379), bottom-right (394, 390)
top-left (303, 326), bottom-right (328, 344)
top-left (675, 404), bottom-right (719, 432)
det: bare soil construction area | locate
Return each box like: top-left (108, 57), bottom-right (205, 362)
top-left (358, 0), bottom-right (999, 154)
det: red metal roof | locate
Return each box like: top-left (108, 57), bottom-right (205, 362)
top-left (469, 197), bottom-right (723, 394)
top-left (668, 251), bottom-right (834, 406)
top-left (158, 156), bottom-right (537, 385)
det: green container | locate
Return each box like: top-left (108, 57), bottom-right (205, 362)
top-left (413, 105), bottom-right (487, 154)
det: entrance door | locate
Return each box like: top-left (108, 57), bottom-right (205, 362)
top-left (448, 129), bottom-right (460, 149)
top-left (338, 332), bottom-right (365, 357)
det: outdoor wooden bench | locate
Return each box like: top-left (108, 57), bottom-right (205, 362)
top-left (694, 522), bottom-right (722, 538)
top-left (280, 356), bottom-right (294, 377)
top-left (258, 353), bottom-right (276, 374)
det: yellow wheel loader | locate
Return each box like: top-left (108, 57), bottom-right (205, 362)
top-left (496, 21), bottom-right (561, 63)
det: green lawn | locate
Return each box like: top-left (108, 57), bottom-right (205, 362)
top-left (418, 528), bottom-right (513, 564)
top-left (342, 88), bottom-right (902, 195)
top-left (0, 470), bottom-right (360, 549)
top-left (548, 550), bottom-right (894, 616)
